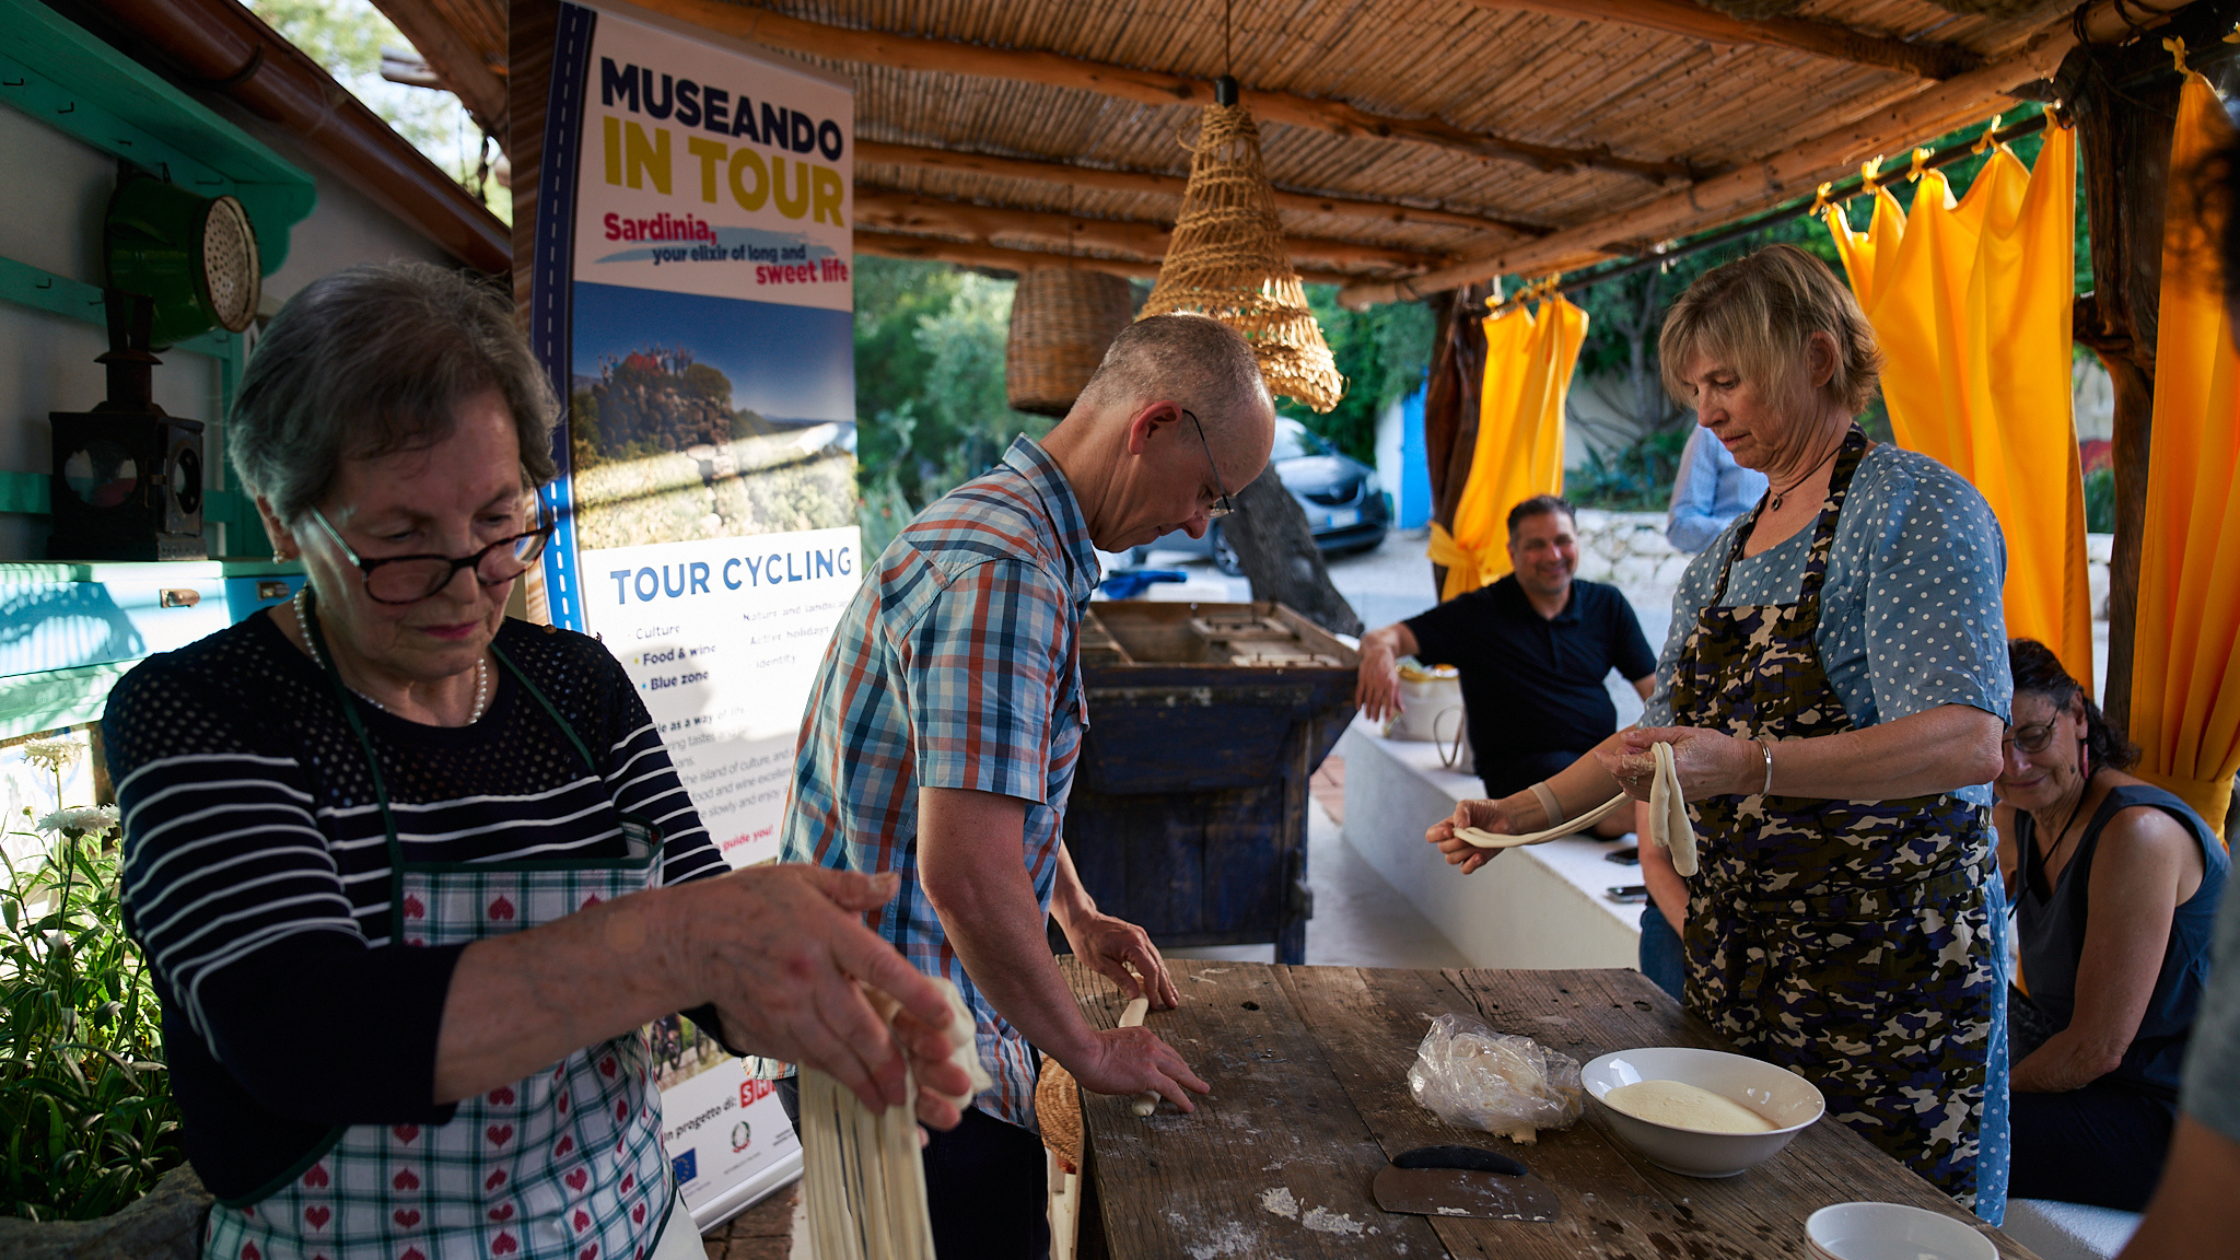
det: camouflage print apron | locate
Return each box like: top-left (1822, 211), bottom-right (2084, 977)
top-left (203, 594), bottom-right (675, 1260)
top-left (1671, 426), bottom-right (1997, 1207)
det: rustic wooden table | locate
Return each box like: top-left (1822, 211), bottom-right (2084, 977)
top-left (1060, 958), bottom-right (2041, 1260)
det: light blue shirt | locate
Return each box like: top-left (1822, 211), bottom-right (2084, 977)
top-left (1644, 443), bottom-right (2012, 808)
top-left (1666, 425), bottom-right (1771, 554)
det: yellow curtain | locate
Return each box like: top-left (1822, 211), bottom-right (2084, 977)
top-left (1825, 126), bottom-right (2095, 688)
top-left (1428, 294), bottom-right (1587, 602)
top-left (2129, 72), bottom-right (2240, 841)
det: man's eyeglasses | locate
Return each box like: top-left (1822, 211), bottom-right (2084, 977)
top-left (307, 505), bottom-right (554, 605)
top-left (1183, 409), bottom-right (1236, 518)
top-left (2001, 721), bottom-right (2058, 755)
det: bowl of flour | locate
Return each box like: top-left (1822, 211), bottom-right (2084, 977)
top-left (1581, 1047), bottom-right (1824, 1177)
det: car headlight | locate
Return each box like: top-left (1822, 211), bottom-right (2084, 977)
top-left (1363, 471), bottom-right (1381, 497)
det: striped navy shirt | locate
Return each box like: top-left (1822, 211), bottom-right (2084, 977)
top-left (105, 613), bottom-right (726, 1199)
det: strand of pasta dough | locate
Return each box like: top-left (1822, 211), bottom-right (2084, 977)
top-left (1454, 740), bottom-right (1698, 875)
top-left (1117, 996), bottom-right (1158, 1116)
top-left (803, 978), bottom-right (994, 1260)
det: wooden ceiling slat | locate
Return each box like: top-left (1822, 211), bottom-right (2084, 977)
top-left (1472, 0), bottom-right (1982, 80)
top-left (853, 139), bottom-right (1551, 238)
top-left (852, 186), bottom-right (1444, 272)
top-left (851, 228), bottom-right (1357, 286)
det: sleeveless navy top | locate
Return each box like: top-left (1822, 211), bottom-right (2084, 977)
top-left (2015, 782), bottom-right (2229, 1099)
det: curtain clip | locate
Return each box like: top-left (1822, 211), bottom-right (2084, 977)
top-left (1807, 181), bottom-right (1835, 218)
top-left (1859, 155), bottom-right (1885, 192)
top-left (2165, 35), bottom-right (2188, 75)
top-left (1905, 147), bottom-right (1932, 182)
top-left (1971, 114), bottom-right (2002, 156)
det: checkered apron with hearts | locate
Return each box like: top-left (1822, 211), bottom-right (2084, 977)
top-left (205, 623), bottom-right (675, 1260)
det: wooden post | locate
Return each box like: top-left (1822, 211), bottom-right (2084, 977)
top-left (2068, 49), bottom-right (2181, 725)
top-left (1422, 281), bottom-right (1495, 596)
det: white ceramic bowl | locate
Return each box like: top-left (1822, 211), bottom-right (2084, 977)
top-left (1580, 1047), bottom-right (1824, 1177)
top-left (1805, 1202), bottom-right (1997, 1260)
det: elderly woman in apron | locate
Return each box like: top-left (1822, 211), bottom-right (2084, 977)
top-left (1430, 245), bottom-right (2012, 1214)
top-left (105, 262), bottom-right (968, 1260)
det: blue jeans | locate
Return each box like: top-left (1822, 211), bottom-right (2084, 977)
top-left (1638, 905), bottom-right (1685, 1001)
top-left (1977, 879), bottom-right (2012, 1224)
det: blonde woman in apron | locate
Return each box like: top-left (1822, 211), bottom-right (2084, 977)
top-left (107, 263), bottom-right (967, 1259)
top-left (1429, 246), bottom-right (2013, 1214)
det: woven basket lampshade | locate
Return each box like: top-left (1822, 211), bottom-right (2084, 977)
top-left (1139, 95), bottom-right (1345, 413)
top-left (1005, 268), bottom-right (1137, 417)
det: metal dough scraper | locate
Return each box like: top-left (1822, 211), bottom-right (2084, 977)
top-left (1370, 1144), bottom-right (1562, 1223)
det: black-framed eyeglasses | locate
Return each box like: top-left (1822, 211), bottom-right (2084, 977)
top-left (1182, 409), bottom-right (1236, 518)
top-left (2002, 721), bottom-right (2058, 755)
top-left (307, 505), bottom-right (554, 605)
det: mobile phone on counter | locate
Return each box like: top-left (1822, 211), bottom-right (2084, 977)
top-left (1606, 884), bottom-right (1649, 904)
top-left (1605, 846), bottom-right (1640, 865)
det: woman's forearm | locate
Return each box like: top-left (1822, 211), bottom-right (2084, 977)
top-left (1499, 734), bottom-right (1628, 827)
top-left (1757, 704), bottom-right (2004, 801)
top-left (2013, 1028), bottom-right (2127, 1093)
top-left (434, 887), bottom-right (688, 1102)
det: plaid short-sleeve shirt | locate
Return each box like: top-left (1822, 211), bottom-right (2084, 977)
top-left (754, 436), bottom-right (1098, 1131)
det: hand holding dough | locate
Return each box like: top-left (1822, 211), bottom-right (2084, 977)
top-left (1118, 997), bottom-right (1159, 1116)
top-left (1454, 740), bottom-right (1695, 877)
top-left (1647, 741), bottom-right (1698, 876)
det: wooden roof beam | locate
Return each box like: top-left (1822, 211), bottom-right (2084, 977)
top-left (368, 0), bottom-right (509, 138)
top-left (856, 140), bottom-right (1553, 240)
top-left (1338, 24), bottom-right (2083, 307)
top-left (854, 188), bottom-right (1442, 274)
top-left (632, 0), bottom-right (1697, 184)
top-left (1473, 0), bottom-right (1981, 81)
top-left (852, 229), bottom-right (1357, 287)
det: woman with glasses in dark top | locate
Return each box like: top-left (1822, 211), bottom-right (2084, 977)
top-left (1996, 638), bottom-right (2228, 1212)
top-left (103, 262), bottom-right (966, 1260)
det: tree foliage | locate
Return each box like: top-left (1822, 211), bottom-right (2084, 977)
top-left (248, 0), bottom-right (508, 220)
top-left (1279, 288), bottom-right (1435, 465)
top-left (853, 258), bottom-right (1052, 562)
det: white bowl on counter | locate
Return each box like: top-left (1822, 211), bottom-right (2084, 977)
top-left (1805, 1201), bottom-right (1997, 1260)
top-left (1580, 1046), bottom-right (1824, 1178)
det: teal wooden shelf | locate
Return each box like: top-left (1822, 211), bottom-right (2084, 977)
top-left (0, 2), bottom-right (316, 273)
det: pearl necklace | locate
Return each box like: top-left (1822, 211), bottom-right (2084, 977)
top-left (295, 585), bottom-right (489, 725)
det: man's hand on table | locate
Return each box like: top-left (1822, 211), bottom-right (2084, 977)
top-left (1426, 798), bottom-right (1517, 875)
top-left (1068, 1023), bottom-right (1213, 1113)
top-left (673, 864), bottom-right (973, 1127)
top-left (1060, 909), bottom-right (1182, 1010)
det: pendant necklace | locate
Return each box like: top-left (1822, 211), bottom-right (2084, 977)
top-left (2037, 766), bottom-right (2096, 878)
top-left (295, 585), bottom-right (489, 724)
top-left (1768, 443), bottom-right (1843, 511)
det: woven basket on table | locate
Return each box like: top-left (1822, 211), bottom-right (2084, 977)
top-left (1138, 100), bottom-right (1344, 413)
top-left (1006, 269), bottom-right (1136, 417)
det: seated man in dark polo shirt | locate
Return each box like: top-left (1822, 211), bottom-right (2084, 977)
top-left (1356, 494), bottom-right (1656, 838)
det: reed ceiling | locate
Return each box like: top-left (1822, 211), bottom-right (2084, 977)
top-left (397, 0), bottom-right (2181, 302)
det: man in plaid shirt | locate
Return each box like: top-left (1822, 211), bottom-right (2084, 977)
top-left (766, 314), bottom-right (1275, 1256)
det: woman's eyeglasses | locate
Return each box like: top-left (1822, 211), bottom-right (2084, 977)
top-left (2002, 721), bottom-right (2058, 755)
top-left (308, 506), bottom-right (554, 605)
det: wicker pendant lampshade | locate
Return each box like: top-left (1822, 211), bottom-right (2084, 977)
top-left (1138, 82), bottom-right (1345, 413)
top-left (1006, 268), bottom-right (1137, 417)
